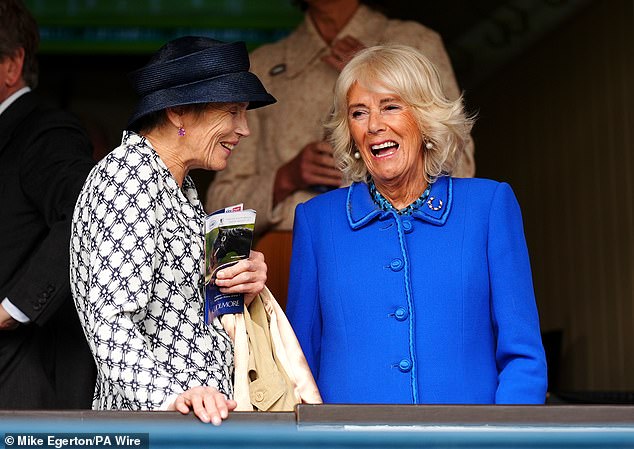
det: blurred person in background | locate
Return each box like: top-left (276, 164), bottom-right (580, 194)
top-left (0, 0), bottom-right (96, 409)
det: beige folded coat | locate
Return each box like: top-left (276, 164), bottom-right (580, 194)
top-left (221, 287), bottom-right (322, 411)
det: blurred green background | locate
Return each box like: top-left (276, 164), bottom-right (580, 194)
top-left (25, 0), bottom-right (303, 53)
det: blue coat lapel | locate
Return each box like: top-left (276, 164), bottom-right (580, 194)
top-left (346, 176), bottom-right (453, 230)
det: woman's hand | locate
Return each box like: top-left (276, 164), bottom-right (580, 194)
top-left (322, 35), bottom-right (366, 72)
top-left (273, 140), bottom-right (343, 206)
top-left (215, 250), bottom-right (267, 306)
top-left (169, 386), bottom-right (237, 425)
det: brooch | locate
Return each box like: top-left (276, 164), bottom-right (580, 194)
top-left (427, 197), bottom-right (443, 211)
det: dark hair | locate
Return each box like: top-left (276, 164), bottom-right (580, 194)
top-left (0, 0), bottom-right (39, 88)
top-left (134, 103), bottom-right (210, 134)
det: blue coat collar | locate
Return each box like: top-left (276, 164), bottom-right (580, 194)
top-left (346, 176), bottom-right (453, 229)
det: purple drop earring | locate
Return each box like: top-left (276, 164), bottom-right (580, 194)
top-left (178, 126), bottom-right (186, 136)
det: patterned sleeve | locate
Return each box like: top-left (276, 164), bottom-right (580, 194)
top-left (72, 150), bottom-right (198, 409)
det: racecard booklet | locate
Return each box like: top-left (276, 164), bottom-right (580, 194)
top-left (204, 204), bottom-right (255, 323)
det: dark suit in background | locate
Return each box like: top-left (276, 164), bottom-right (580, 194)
top-left (0, 0), bottom-right (96, 409)
top-left (0, 91), bottom-right (97, 409)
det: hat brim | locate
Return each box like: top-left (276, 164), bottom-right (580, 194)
top-left (127, 71), bottom-right (276, 129)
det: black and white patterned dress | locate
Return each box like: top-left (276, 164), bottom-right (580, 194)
top-left (70, 131), bottom-right (233, 410)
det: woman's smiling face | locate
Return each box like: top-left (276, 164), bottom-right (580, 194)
top-left (186, 102), bottom-right (250, 172)
top-left (347, 81), bottom-right (425, 189)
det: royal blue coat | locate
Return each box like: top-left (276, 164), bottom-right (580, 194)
top-left (286, 176), bottom-right (548, 404)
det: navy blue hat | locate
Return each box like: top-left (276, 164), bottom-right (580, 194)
top-left (127, 36), bottom-right (276, 129)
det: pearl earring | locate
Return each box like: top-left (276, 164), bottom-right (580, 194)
top-left (424, 139), bottom-right (433, 150)
top-left (354, 151), bottom-right (361, 160)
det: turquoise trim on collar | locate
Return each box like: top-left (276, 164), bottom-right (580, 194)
top-left (347, 176), bottom-right (453, 229)
top-left (346, 183), bottom-right (382, 229)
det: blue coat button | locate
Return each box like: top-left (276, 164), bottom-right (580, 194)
top-left (394, 307), bottom-right (408, 321)
top-left (398, 359), bottom-right (412, 372)
top-left (402, 220), bottom-right (413, 233)
top-left (390, 258), bottom-right (404, 271)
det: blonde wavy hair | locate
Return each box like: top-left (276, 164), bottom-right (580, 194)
top-left (326, 44), bottom-right (474, 185)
